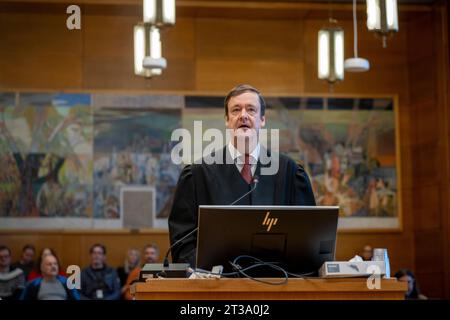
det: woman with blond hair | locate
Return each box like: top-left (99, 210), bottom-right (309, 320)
top-left (117, 248), bottom-right (140, 294)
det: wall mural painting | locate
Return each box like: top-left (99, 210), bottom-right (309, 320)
top-left (185, 96), bottom-right (400, 230)
top-left (93, 107), bottom-right (182, 220)
top-left (0, 93), bottom-right (93, 220)
top-left (1, 93), bottom-right (399, 230)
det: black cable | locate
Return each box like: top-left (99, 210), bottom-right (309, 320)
top-left (193, 263), bottom-right (274, 277)
top-left (230, 255), bottom-right (288, 285)
top-left (158, 254), bottom-right (317, 285)
top-left (163, 177), bottom-right (259, 267)
top-left (156, 271), bottom-right (167, 278)
top-left (163, 227), bottom-right (198, 267)
top-left (233, 255), bottom-right (318, 279)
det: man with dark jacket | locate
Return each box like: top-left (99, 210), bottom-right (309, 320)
top-left (80, 243), bottom-right (121, 300)
top-left (0, 245), bottom-right (25, 300)
top-left (11, 244), bottom-right (35, 280)
top-left (169, 84), bottom-right (316, 267)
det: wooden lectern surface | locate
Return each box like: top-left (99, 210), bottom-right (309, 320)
top-left (131, 278), bottom-right (407, 300)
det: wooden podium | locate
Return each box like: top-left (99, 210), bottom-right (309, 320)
top-left (131, 278), bottom-right (407, 300)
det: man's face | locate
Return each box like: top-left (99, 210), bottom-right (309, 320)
top-left (362, 246), bottom-right (373, 261)
top-left (22, 248), bottom-right (35, 264)
top-left (90, 247), bottom-right (106, 267)
top-left (143, 248), bottom-right (159, 264)
top-left (225, 91), bottom-right (266, 152)
top-left (0, 249), bottom-right (11, 269)
top-left (41, 255), bottom-right (59, 278)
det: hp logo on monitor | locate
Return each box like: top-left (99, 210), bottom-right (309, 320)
top-left (262, 212), bottom-right (278, 231)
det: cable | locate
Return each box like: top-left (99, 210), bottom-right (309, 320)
top-left (194, 262), bottom-right (281, 278)
top-left (171, 254), bottom-right (319, 285)
top-left (163, 227), bottom-right (198, 267)
top-left (352, 0), bottom-right (358, 58)
top-left (230, 255), bottom-right (288, 285)
top-left (190, 256), bottom-right (288, 285)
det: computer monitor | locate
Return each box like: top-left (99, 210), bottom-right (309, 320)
top-left (196, 205), bottom-right (339, 277)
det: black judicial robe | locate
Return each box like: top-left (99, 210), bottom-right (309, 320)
top-left (168, 146), bottom-right (316, 267)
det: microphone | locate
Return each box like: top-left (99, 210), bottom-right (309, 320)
top-left (229, 176), bottom-right (259, 205)
top-left (163, 227), bottom-right (198, 268)
top-left (163, 175), bottom-right (260, 267)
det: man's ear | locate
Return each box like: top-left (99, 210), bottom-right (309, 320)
top-left (260, 115), bottom-right (266, 127)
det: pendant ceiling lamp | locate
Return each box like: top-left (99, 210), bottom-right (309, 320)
top-left (134, 0), bottom-right (176, 78)
top-left (366, 0), bottom-right (399, 48)
top-left (345, 0), bottom-right (370, 73)
top-left (318, 18), bottom-right (345, 84)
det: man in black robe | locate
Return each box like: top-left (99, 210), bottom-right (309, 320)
top-left (169, 84), bottom-right (316, 267)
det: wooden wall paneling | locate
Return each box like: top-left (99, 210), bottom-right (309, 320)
top-left (435, 1), bottom-right (450, 299)
top-left (1, 230), bottom-right (415, 276)
top-left (2, 0), bottom-right (449, 297)
top-left (411, 144), bottom-right (442, 186)
top-left (399, 147), bottom-right (413, 189)
top-left (194, 18), bottom-right (304, 93)
top-left (414, 230), bottom-right (444, 274)
top-left (0, 12), bottom-right (83, 89)
top-left (61, 234), bottom-right (82, 270)
top-left (413, 271), bottom-right (444, 299)
top-left (412, 184), bottom-right (442, 231)
top-left (414, 101), bottom-right (442, 145)
top-left (400, 188), bottom-right (415, 232)
top-left (82, 13), bottom-right (141, 90)
top-left (335, 234), bottom-right (414, 276)
top-left (82, 14), bottom-right (196, 91)
top-left (431, 6), bottom-right (448, 185)
top-left (302, 19), bottom-right (409, 99)
top-left (408, 64), bottom-right (436, 106)
top-left (407, 3), bottom-right (450, 298)
top-left (0, 231), bottom-right (171, 270)
top-left (414, 230), bottom-right (444, 298)
top-left (446, 0), bottom-right (450, 300)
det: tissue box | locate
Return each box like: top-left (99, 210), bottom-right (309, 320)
top-left (319, 261), bottom-right (386, 278)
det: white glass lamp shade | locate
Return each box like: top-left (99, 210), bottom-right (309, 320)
top-left (318, 27), bottom-right (344, 83)
top-left (134, 24), bottom-right (165, 77)
top-left (366, 0), bottom-right (398, 33)
top-left (143, 0), bottom-right (176, 27)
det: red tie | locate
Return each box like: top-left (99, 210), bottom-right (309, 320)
top-left (240, 154), bottom-right (252, 184)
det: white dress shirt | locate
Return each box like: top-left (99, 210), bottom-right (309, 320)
top-left (228, 142), bottom-right (260, 176)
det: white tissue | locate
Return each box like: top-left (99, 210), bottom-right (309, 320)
top-left (349, 255), bottom-right (364, 262)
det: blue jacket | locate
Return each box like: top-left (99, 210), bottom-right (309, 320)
top-left (20, 275), bottom-right (80, 300)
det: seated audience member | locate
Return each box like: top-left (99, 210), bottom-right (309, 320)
top-left (394, 269), bottom-right (428, 300)
top-left (117, 248), bottom-right (140, 287)
top-left (11, 244), bottom-right (35, 279)
top-left (361, 245), bottom-right (373, 261)
top-left (21, 254), bottom-right (79, 300)
top-left (28, 247), bottom-right (66, 281)
top-left (80, 243), bottom-right (121, 300)
top-left (0, 245), bottom-right (25, 300)
top-left (123, 243), bottom-right (160, 300)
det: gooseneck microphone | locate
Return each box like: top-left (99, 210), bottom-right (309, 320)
top-left (229, 176), bottom-right (259, 205)
top-left (163, 176), bottom-right (260, 267)
top-left (163, 227), bottom-right (198, 268)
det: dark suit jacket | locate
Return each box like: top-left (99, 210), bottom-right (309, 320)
top-left (168, 146), bottom-right (316, 267)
